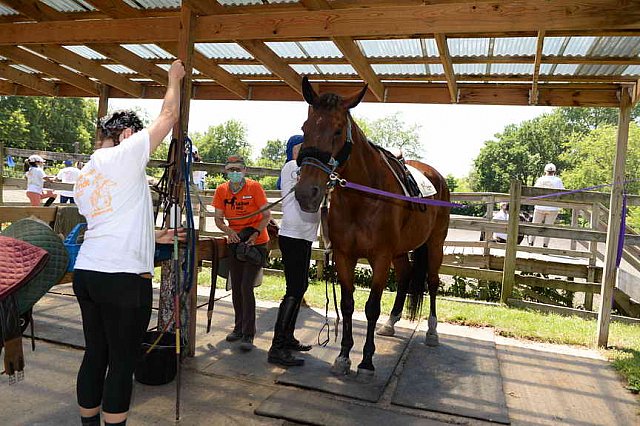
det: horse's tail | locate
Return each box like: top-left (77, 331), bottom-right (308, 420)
top-left (406, 242), bottom-right (429, 321)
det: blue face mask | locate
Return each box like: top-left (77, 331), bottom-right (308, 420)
top-left (228, 171), bottom-right (244, 183)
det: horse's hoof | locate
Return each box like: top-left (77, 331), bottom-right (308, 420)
top-left (356, 367), bottom-right (375, 383)
top-left (376, 324), bottom-right (395, 336)
top-left (425, 332), bottom-right (439, 347)
top-left (330, 356), bottom-right (351, 376)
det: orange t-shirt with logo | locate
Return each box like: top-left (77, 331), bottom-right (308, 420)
top-left (212, 179), bottom-right (269, 245)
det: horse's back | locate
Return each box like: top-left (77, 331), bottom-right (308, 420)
top-left (405, 160), bottom-right (450, 201)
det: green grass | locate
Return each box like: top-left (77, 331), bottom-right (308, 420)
top-left (197, 268), bottom-right (640, 393)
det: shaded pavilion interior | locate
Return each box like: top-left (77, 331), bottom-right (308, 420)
top-left (0, 0), bottom-right (637, 347)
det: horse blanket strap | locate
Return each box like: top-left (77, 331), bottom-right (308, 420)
top-left (0, 295), bottom-right (24, 384)
top-left (1, 218), bottom-right (69, 315)
top-left (0, 236), bottom-right (49, 301)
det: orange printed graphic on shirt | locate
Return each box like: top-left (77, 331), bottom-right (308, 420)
top-left (76, 169), bottom-right (116, 218)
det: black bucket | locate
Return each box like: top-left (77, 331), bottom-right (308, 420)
top-left (135, 331), bottom-right (177, 386)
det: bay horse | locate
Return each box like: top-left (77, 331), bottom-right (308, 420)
top-left (295, 77), bottom-right (451, 378)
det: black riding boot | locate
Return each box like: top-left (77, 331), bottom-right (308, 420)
top-left (268, 296), bottom-right (304, 366)
top-left (285, 301), bottom-right (312, 352)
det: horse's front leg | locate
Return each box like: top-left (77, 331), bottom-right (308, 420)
top-left (425, 243), bottom-right (445, 346)
top-left (357, 256), bottom-right (391, 380)
top-left (330, 254), bottom-right (357, 376)
top-left (377, 254), bottom-right (410, 336)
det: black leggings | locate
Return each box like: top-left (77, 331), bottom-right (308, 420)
top-left (279, 235), bottom-right (312, 301)
top-left (73, 270), bottom-right (152, 414)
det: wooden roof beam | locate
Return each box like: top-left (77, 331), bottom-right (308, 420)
top-left (0, 0), bottom-right (66, 21)
top-left (84, 1), bottom-right (145, 19)
top-left (28, 44), bottom-right (143, 97)
top-left (0, 79), bottom-right (17, 95)
top-left (237, 40), bottom-right (302, 95)
top-left (2, 1), bottom-right (640, 45)
top-left (434, 34), bottom-right (457, 103)
top-left (159, 43), bottom-right (249, 99)
top-left (183, 0), bottom-right (225, 15)
top-left (530, 30), bottom-right (545, 106)
top-left (300, 0), bottom-right (384, 101)
top-left (89, 44), bottom-right (168, 86)
top-left (0, 63), bottom-right (57, 96)
top-left (0, 46), bottom-right (99, 95)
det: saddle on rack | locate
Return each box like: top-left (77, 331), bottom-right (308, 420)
top-left (0, 236), bottom-right (50, 384)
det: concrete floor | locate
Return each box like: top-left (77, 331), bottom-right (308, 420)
top-left (0, 284), bottom-right (638, 426)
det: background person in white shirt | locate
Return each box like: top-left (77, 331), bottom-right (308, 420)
top-left (492, 202), bottom-right (509, 243)
top-left (268, 135), bottom-right (320, 367)
top-left (530, 163), bottom-right (565, 248)
top-left (72, 60), bottom-right (185, 426)
top-left (191, 147), bottom-right (207, 190)
top-left (24, 154), bottom-right (56, 206)
top-left (56, 159), bottom-right (81, 203)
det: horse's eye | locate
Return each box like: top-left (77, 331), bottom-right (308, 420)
top-left (334, 129), bottom-right (342, 136)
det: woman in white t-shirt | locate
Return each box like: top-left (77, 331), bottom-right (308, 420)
top-left (531, 163), bottom-right (565, 248)
top-left (72, 60), bottom-right (185, 426)
top-left (268, 135), bottom-right (320, 367)
top-left (56, 159), bottom-right (81, 203)
top-left (24, 154), bottom-right (56, 206)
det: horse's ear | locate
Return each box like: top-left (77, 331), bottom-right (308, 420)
top-left (342, 84), bottom-right (368, 110)
top-left (302, 76), bottom-right (317, 106)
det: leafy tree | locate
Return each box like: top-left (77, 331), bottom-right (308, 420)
top-left (255, 138), bottom-right (286, 168)
top-left (0, 96), bottom-right (96, 153)
top-left (355, 113), bottom-right (423, 159)
top-left (445, 174), bottom-right (458, 192)
top-left (556, 105), bottom-right (640, 135)
top-left (191, 119), bottom-right (251, 163)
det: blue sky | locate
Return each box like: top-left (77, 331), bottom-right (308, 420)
top-left (110, 98), bottom-right (553, 178)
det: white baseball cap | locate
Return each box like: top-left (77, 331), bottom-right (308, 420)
top-left (28, 155), bottom-right (45, 163)
top-left (544, 163), bottom-right (556, 172)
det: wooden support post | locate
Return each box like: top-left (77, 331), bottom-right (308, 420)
top-left (597, 88), bottom-right (632, 348)
top-left (585, 202), bottom-right (599, 311)
top-left (570, 208), bottom-right (579, 250)
top-left (501, 180), bottom-right (522, 304)
top-left (95, 85), bottom-right (109, 143)
top-left (483, 195), bottom-right (495, 257)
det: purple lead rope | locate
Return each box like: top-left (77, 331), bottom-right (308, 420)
top-left (341, 180), bottom-right (464, 208)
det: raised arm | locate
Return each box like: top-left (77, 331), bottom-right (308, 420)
top-left (147, 60), bottom-right (186, 153)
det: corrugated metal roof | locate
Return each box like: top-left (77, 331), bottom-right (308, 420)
top-left (0, 4), bottom-right (18, 15)
top-left (588, 36), bottom-right (640, 57)
top-left (102, 64), bottom-right (136, 74)
top-left (562, 36), bottom-right (597, 56)
top-left (266, 42), bottom-right (305, 58)
top-left (358, 39), bottom-right (422, 58)
top-left (448, 38), bottom-right (490, 57)
top-left (576, 64), bottom-right (627, 76)
top-left (492, 63), bottom-right (534, 75)
top-left (10, 64), bottom-right (39, 73)
top-left (122, 44), bottom-right (174, 60)
top-left (219, 64), bottom-right (271, 75)
top-left (623, 65), bottom-right (640, 75)
top-left (291, 64), bottom-right (320, 75)
top-left (63, 45), bottom-right (107, 60)
top-left (427, 64), bottom-right (444, 75)
top-left (298, 41), bottom-right (342, 58)
top-left (493, 37), bottom-right (537, 56)
top-left (550, 64), bottom-right (579, 75)
top-left (122, 0), bottom-right (179, 9)
top-left (41, 0), bottom-right (95, 12)
top-left (422, 39), bottom-right (439, 57)
top-left (453, 63), bottom-right (485, 75)
top-left (317, 64), bottom-right (356, 75)
top-left (542, 37), bottom-right (566, 56)
top-left (371, 64), bottom-right (426, 75)
top-left (195, 43), bottom-right (253, 59)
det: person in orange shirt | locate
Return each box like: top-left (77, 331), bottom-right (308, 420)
top-left (213, 155), bottom-right (271, 351)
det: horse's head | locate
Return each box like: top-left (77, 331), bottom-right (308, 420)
top-left (294, 76), bottom-right (368, 212)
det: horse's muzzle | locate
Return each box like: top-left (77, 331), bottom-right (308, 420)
top-left (295, 184), bottom-right (322, 213)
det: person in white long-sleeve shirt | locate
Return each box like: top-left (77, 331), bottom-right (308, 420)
top-left (268, 135), bottom-right (320, 367)
top-left (530, 163), bottom-right (564, 248)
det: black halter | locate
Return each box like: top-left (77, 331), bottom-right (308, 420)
top-left (298, 116), bottom-right (353, 175)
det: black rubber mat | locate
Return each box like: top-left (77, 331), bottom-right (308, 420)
top-left (255, 388), bottom-right (448, 425)
top-left (391, 333), bottom-right (510, 424)
top-left (276, 316), bottom-right (416, 402)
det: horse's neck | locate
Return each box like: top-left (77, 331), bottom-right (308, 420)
top-left (342, 126), bottom-right (393, 189)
